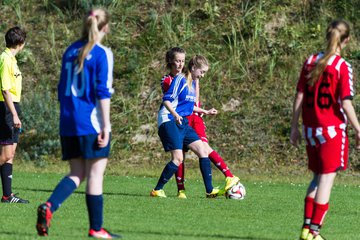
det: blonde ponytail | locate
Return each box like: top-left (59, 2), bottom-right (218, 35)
top-left (185, 69), bottom-right (193, 91)
top-left (77, 8), bottom-right (110, 73)
top-left (308, 20), bottom-right (350, 86)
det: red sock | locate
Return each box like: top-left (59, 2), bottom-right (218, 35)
top-left (303, 197), bottom-right (314, 228)
top-left (310, 202), bottom-right (329, 233)
top-left (209, 151), bottom-right (233, 177)
top-left (2, 195), bottom-right (9, 200)
top-left (175, 162), bottom-right (185, 191)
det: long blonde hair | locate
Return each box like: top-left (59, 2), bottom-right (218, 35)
top-left (185, 55), bottom-right (209, 91)
top-left (77, 8), bottom-right (110, 73)
top-left (308, 19), bottom-right (350, 86)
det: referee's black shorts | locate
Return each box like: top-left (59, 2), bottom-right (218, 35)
top-left (0, 101), bottom-right (21, 145)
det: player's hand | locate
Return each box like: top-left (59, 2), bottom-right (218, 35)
top-left (98, 129), bottom-right (110, 148)
top-left (13, 115), bottom-right (21, 129)
top-left (290, 127), bottom-right (301, 148)
top-left (207, 108), bottom-right (218, 115)
top-left (355, 131), bottom-right (360, 150)
top-left (175, 114), bottom-right (183, 125)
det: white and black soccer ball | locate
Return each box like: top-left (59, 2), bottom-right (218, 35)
top-left (226, 182), bottom-right (246, 200)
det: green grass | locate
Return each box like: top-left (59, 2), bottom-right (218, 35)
top-left (1, 2), bottom-right (360, 238)
top-left (0, 171), bottom-right (359, 240)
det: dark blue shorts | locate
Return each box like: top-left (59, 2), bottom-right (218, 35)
top-left (158, 118), bottom-right (200, 152)
top-left (0, 102), bottom-right (21, 145)
top-left (60, 133), bottom-right (111, 160)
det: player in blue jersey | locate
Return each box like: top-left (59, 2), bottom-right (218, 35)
top-left (162, 47), bottom-right (241, 199)
top-left (151, 55), bottom-right (222, 198)
top-left (36, 8), bottom-right (120, 239)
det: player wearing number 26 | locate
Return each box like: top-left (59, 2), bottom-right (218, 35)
top-left (36, 8), bottom-right (120, 238)
top-left (291, 19), bottom-right (360, 240)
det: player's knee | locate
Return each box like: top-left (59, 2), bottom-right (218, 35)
top-left (193, 146), bottom-right (208, 158)
top-left (172, 155), bottom-right (183, 166)
top-left (189, 141), bottom-right (206, 157)
top-left (68, 174), bottom-right (84, 187)
top-left (0, 152), bottom-right (14, 165)
top-left (0, 157), bottom-right (5, 166)
top-left (204, 145), bottom-right (213, 155)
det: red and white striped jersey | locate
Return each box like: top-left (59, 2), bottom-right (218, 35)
top-left (297, 53), bottom-right (354, 146)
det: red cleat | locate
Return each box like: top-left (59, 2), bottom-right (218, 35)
top-left (88, 228), bottom-right (121, 239)
top-left (36, 202), bottom-right (52, 236)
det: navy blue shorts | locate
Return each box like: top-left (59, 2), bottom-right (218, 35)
top-left (158, 118), bottom-right (200, 152)
top-left (0, 102), bottom-right (21, 145)
top-left (60, 133), bottom-right (111, 160)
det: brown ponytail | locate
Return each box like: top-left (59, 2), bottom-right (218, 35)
top-left (308, 20), bottom-right (350, 86)
top-left (77, 8), bottom-right (110, 73)
top-left (185, 55), bottom-right (209, 91)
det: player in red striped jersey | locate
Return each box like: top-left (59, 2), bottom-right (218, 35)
top-left (291, 20), bottom-right (360, 240)
top-left (162, 47), bottom-right (241, 198)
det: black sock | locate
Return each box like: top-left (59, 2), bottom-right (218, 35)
top-left (1, 163), bottom-right (13, 197)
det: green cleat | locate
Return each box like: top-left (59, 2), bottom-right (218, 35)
top-left (177, 190), bottom-right (187, 199)
top-left (206, 187), bottom-right (225, 198)
top-left (150, 189), bottom-right (167, 198)
top-left (300, 228), bottom-right (310, 240)
top-left (225, 176), bottom-right (240, 191)
top-left (306, 232), bottom-right (326, 240)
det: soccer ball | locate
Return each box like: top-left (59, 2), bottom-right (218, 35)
top-left (226, 182), bottom-right (246, 200)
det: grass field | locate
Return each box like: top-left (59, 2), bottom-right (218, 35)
top-left (0, 171), bottom-right (359, 240)
top-left (1, 2), bottom-right (360, 239)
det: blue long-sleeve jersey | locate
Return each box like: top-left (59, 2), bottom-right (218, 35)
top-left (157, 74), bottom-right (196, 127)
top-left (58, 40), bottom-right (114, 136)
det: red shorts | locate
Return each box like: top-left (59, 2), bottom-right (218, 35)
top-left (306, 129), bottom-right (348, 174)
top-left (186, 114), bottom-right (208, 142)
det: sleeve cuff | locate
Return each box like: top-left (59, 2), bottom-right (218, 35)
top-left (342, 96), bottom-right (353, 101)
top-left (162, 96), bottom-right (173, 102)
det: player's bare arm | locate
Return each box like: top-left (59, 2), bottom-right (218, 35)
top-left (163, 100), bottom-right (182, 124)
top-left (193, 106), bottom-right (218, 116)
top-left (193, 106), bottom-right (209, 115)
top-left (341, 99), bottom-right (360, 149)
top-left (98, 98), bottom-right (111, 148)
top-left (290, 91), bottom-right (303, 148)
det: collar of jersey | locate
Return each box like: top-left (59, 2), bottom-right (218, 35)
top-left (4, 48), bottom-right (17, 62)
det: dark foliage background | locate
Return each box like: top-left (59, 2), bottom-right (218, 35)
top-left (1, 0), bottom-right (360, 174)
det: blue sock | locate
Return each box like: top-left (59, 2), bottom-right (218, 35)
top-left (48, 176), bottom-right (77, 213)
top-left (86, 194), bottom-right (103, 231)
top-left (154, 161), bottom-right (178, 190)
top-left (199, 157), bottom-right (213, 193)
